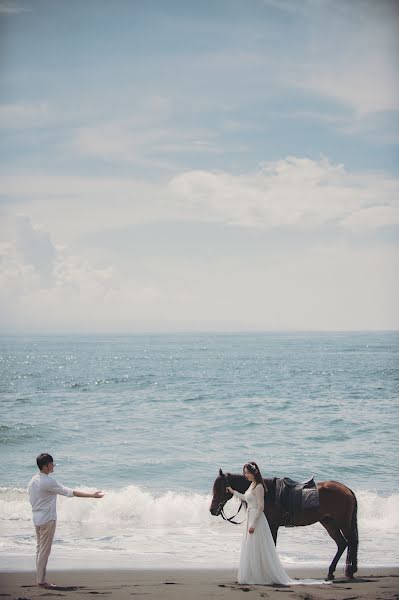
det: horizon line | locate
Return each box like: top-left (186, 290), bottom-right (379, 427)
top-left (0, 329), bottom-right (398, 336)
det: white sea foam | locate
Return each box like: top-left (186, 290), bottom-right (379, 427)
top-left (0, 486), bottom-right (398, 571)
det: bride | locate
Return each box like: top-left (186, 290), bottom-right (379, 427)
top-left (227, 462), bottom-right (330, 586)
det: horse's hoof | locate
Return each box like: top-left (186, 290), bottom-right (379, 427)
top-left (326, 574), bottom-right (334, 581)
top-left (344, 570), bottom-right (355, 579)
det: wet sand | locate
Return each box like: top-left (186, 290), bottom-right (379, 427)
top-left (1, 567), bottom-right (398, 600)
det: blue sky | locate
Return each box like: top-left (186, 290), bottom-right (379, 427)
top-left (0, 0), bottom-right (398, 331)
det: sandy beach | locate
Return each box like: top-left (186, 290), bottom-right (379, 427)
top-left (1, 568), bottom-right (398, 600)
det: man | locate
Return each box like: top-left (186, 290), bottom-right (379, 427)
top-left (28, 453), bottom-right (104, 589)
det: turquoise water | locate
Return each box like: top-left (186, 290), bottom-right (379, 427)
top-left (1, 332), bottom-right (398, 569)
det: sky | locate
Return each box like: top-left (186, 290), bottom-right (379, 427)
top-left (0, 0), bottom-right (398, 332)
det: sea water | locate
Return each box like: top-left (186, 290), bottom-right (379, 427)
top-left (1, 332), bottom-right (398, 571)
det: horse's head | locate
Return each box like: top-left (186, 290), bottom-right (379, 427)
top-left (209, 468), bottom-right (233, 516)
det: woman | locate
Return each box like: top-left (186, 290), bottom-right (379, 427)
top-left (227, 462), bottom-right (330, 586)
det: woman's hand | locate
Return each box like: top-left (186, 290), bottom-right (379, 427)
top-left (226, 486), bottom-right (234, 494)
top-left (248, 527), bottom-right (254, 534)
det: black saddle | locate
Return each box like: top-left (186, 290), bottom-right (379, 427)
top-left (274, 476), bottom-right (319, 523)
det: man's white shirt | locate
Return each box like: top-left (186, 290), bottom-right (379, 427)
top-left (28, 473), bottom-right (73, 526)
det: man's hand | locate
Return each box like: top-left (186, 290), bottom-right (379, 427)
top-left (248, 527), bottom-right (254, 534)
top-left (92, 491), bottom-right (104, 498)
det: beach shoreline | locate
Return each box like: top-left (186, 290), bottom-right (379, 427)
top-left (1, 567), bottom-right (398, 599)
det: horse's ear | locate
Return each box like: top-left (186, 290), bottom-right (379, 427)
top-left (219, 468), bottom-right (224, 477)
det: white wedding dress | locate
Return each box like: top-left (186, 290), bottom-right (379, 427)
top-left (233, 484), bottom-right (330, 586)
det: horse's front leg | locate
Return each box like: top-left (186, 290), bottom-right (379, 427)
top-left (265, 507), bottom-right (280, 546)
top-left (269, 525), bottom-right (278, 546)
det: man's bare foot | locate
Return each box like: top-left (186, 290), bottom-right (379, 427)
top-left (38, 582), bottom-right (58, 589)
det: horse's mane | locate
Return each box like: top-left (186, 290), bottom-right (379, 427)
top-left (264, 477), bottom-right (276, 500)
top-left (226, 473), bottom-right (276, 499)
top-left (214, 471), bottom-right (277, 501)
top-left (227, 473), bottom-right (250, 492)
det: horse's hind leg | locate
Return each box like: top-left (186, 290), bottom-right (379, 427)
top-left (340, 506), bottom-right (358, 579)
top-left (320, 517), bottom-right (347, 580)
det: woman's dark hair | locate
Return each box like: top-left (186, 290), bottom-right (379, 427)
top-left (243, 461), bottom-right (268, 491)
top-left (37, 453), bottom-right (53, 470)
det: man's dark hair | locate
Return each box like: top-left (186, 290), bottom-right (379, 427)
top-left (36, 453), bottom-right (54, 470)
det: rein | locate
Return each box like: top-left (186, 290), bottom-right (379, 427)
top-left (219, 475), bottom-right (245, 525)
top-left (220, 500), bottom-right (245, 524)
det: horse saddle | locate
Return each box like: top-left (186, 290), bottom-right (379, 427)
top-left (274, 476), bottom-right (319, 523)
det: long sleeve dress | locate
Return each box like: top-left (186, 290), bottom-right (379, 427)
top-left (233, 484), bottom-right (330, 586)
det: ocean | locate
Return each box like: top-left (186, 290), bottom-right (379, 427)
top-left (1, 332), bottom-right (398, 572)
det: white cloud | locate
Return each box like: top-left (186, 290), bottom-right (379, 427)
top-left (1, 158), bottom-right (398, 332)
top-left (0, 241), bottom-right (39, 302)
top-left (341, 205), bottom-right (399, 231)
top-left (169, 157), bottom-right (399, 230)
top-left (294, 3), bottom-right (399, 117)
top-left (0, 102), bottom-right (58, 130)
top-left (257, 1), bottom-right (399, 118)
top-left (0, 216), bottom-right (162, 331)
top-left (0, 175), bottom-right (178, 241)
top-left (1, 226), bottom-right (398, 332)
top-left (59, 93), bottom-right (225, 169)
top-left (0, 3), bottom-right (30, 14)
top-left (195, 4), bottom-right (398, 122)
top-left (14, 215), bottom-right (56, 286)
top-left (2, 157), bottom-right (398, 242)
top-left (302, 57), bottom-right (398, 118)
top-left (69, 120), bottom-right (223, 170)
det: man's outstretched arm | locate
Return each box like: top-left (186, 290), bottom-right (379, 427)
top-left (73, 490), bottom-right (104, 498)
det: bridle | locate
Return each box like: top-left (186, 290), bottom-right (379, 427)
top-left (218, 474), bottom-right (245, 525)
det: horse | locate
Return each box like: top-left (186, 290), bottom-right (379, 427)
top-left (210, 469), bottom-right (358, 581)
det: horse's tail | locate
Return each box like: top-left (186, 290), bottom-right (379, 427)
top-left (345, 490), bottom-right (358, 578)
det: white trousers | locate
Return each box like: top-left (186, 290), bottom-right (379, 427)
top-left (35, 519), bottom-right (56, 584)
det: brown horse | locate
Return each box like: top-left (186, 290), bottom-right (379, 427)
top-left (210, 469), bottom-right (358, 581)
